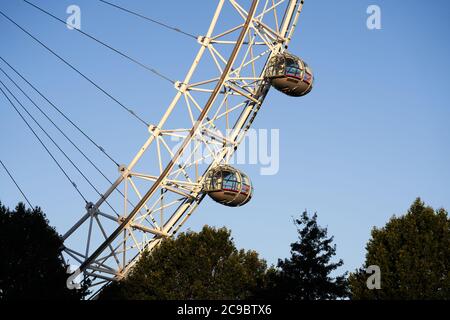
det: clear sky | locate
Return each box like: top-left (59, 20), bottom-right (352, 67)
top-left (1, 0), bottom-right (449, 275)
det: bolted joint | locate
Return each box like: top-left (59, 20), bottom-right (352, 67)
top-left (85, 201), bottom-right (94, 211)
top-left (197, 35), bottom-right (211, 47)
top-left (253, 20), bottom-right (263, 30)
top-left (118, 164), bottom-right (131, 178)
top-left (115, 273), bottom-right (125, 281)
top-left (174, 81), bottom-right (188, 93)
top-left (117, 216), bottom-right (131, 228)
top-left (85, 202), bottom-right (98, 217)
top-left (148, 124), bottom-right (161, 136)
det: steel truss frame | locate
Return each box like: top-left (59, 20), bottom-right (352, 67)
top-left (63, 0), bottom-right (305, 295)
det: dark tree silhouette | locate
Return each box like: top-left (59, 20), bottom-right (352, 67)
top-left (0, 201), bottom-right (86, 300)
top-left (349, 198), bottom-right (450, 299)
top-left (262, 211), bottom-right (349, 300)
top-left (99, 225), bottom-right (268, 300)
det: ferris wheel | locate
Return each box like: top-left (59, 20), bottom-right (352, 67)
top-left (45, 0), bottom-right (314, 293)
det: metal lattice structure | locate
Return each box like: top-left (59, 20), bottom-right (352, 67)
top-left (64, 0), bottom-right (306, 294)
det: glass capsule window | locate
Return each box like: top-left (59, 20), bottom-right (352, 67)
top-left (266, 53), bottom-right (309, 79)
top-left (209, 171), bottom-right (223, 190)
top-left (204, 166), bottom-right (252, 195)
top-left (265, 55), bottom-right (285, 78)
top-left (241, 175), bottom-right (251, 195)
top-left (222, 171), bottom-right (239, 191)
top-left (285, 58), bottom-right (302, 78)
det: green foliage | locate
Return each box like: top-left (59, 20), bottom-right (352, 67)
top-left (349, 198), bottom-right (450, 299)
top-left (99, 225), bottom-right (268, 300)
top-left (0, 201), bottom-right (86, 300)
top-left (261, 211), bottom-right (349, 300)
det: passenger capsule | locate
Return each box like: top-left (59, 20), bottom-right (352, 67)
top-left (204, 165), bottom-right (252, 207)
top-left (265, 52), bottom-right (313, 97)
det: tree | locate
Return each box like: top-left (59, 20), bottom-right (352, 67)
top-left (0, 201), bottom-right (86, 300)
top-left (99, 226), bottom-right (268, 300)
top-left (262, 211), bottom-right (349, 300)
top-left (349, 198), bottom-right (450, 299)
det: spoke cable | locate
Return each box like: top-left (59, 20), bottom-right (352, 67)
top-left (0, 84), bottom-right (88, 203)
top-left (0, 57), bottom-right (139, 215)
top-left (98, 0), bottom-right (198, 40)
top-left (0, 1), bottom-right (203, 217)
top-left (0, 9), bottom-right (150, 127)
top-left (22, 0), bottom-right (175, 84)
top-left (0, 159), bottom-right (34, 208)
top-left (0, 79), bottom-right (121, 215)
top-left (0, 56), bottom-right (119, 167)
top-left (0, 65), bottom-right (114, 186)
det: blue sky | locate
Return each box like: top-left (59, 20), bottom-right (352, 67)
top-left (1, 0), bottom-right (449, 274)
